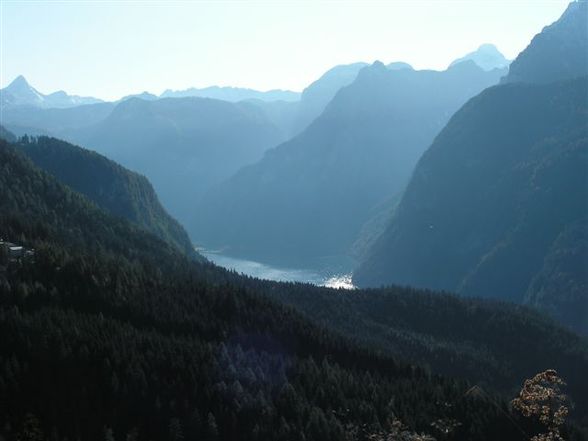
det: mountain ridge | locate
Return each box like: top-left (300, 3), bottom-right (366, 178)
top-left (16, 135), bottom-right (197, 257)
top-left (1, 75), bottom-right (103, 109)
top-left (354, 2), bottom-right (588, 335)
top-left (192, 61), bottom-right (507, 267)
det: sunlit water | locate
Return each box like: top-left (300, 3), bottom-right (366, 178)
top-left (201, 251), bottom-right (355, 290)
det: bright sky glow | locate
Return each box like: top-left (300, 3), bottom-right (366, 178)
top-left (0, 0), bottom-right (571, 100)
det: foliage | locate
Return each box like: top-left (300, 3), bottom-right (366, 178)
top-left (16, 135), bottom-right (196, 258)
top-left (1, 141), bottom-right (586, 440)
top-left (512, 370), bottom-right (569, 441)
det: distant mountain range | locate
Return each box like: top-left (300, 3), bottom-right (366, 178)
top-left (161, 85), bottom-right (300, 102)
top-left (0, 75), bottom-right (103, 109)
top-left (192, 60), bottom-right (507, 266)
top-left (75, 97), bottom-right (287, 225)
top-left (354, 1), bottom-right (588, 336)
top-left (1, 43), bottom-right (508, 112)
top-left (0, 44), bottom-right (512, 242)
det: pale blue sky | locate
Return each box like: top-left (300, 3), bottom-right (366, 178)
top-left (1, 0), bottom-right (571, 100)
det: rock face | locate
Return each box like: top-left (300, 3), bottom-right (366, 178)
top-left (193, 61), bottom-right (506, 267)
top-left (354, 2), bottom-right (588, 335)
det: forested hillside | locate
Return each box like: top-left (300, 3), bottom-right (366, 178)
top-left (2, 139), bottom-right (588, 440)
top-left (17, 135), bottom-right (196, 257)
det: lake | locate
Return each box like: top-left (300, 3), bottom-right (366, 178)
top-left (201, 251), bottom-right (356, 289)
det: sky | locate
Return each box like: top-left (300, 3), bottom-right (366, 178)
top-left (0, 0), bottom-right (572, 101)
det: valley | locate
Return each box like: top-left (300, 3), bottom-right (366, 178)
top-left (201, 250), bottom-right (356, 289)
top-left (1, 2), bottom-right (587, 440)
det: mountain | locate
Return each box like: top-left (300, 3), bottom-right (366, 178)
top-left (291, 62), bottom-right (368, 134)
top-left (242, 62), bottom-right (407, 139)
top-left (75, 97), bottom-right (287, 225)
top-left (0, 75), bottom-right (103, 109)
top-left (387, 61), bottom-right (413, 70)
top-left (160, 85), bottom-right (300, 102)
top-left (1, 138), bottom-right (566, 441)
top-left (193, 61), bottom-right (506, 268)
top-left (1, 75), bottom-right (44, 107)
top-left (504, 1), bottom-right (588, 84)
top-left (266, 283), bottom-right (588, 413)
top-left (237, 98), bottom-right (300, 140)
top-left (354, 2), bottom-right (588, 335)
top-left (120, 91), bottom-right (159, 101)
top-left (0, 125), bottom-right (16, 143)
top-left (449, 44), bottom-right (510, 71)
top-left (1, 101), bottom-right (116, 139)
top-left (1, 95), bottom-right (290, 227)
top-left (16, 135), bottom-right (196, 257)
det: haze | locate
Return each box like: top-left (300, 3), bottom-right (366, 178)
top-left (1, 0), bottom-right (570, 101)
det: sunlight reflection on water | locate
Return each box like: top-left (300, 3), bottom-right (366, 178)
top-left (201, 251), bottom-right (355, 290)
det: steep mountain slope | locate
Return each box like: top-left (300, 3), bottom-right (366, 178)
top-left (241, 62), bottom-right (409, 139)
top-left (449, 44), bottom-right (510, 71)
top-left (194, 61), bottom-right (506, 267)
top-left (355, 2), bottom-right (588, 335)
top-left (0, 125), bottom-right (16, 143)
top-left (504, 1), bottom-right (587, 84)
top-left (0, 139), bottom-right (557, 441)
top-left (16, 136), bottom-right (196, 256)
top-left (75, 96), bottom-right (287, 225)
top-left (291, 62), bottom-right (368, 134)
top-left (0, 75), bottom-right (102, 108)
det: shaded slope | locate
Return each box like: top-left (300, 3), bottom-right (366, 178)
top-left (17, 136), bottom-right (196, 256)
top-left (194, 61), bottom-right (506, 267)
top-left (0, 139), bottom-right (550, 441)
top-left (80, 97), bottom-right (286, 225)
top-left (354, 2), bottom-right (588, 335)
top-left (354, 79), bottom-right (588, 333)
top-left (504, 1), bottom-right (588, 84)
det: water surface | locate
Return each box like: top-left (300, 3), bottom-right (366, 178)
top-left (202, 251), bottom-right (355, 289)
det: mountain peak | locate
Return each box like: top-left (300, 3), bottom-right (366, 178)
top-left (2, 75), bottom-right (102, 108)
top-left (2, 75), bottom-right (44, 106)
top-left (450, 44), bottom-right (510, 71)
top-left (8, 75), bottom-right (29, 87)
top-left (387, 61), bottom-right (413, 71)
top-left (6, 75), bottom-right (33, 92)
top-left (477, 43), bottom-right (501, 53)
top-left (504, 0), bottom-right (587, 84)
